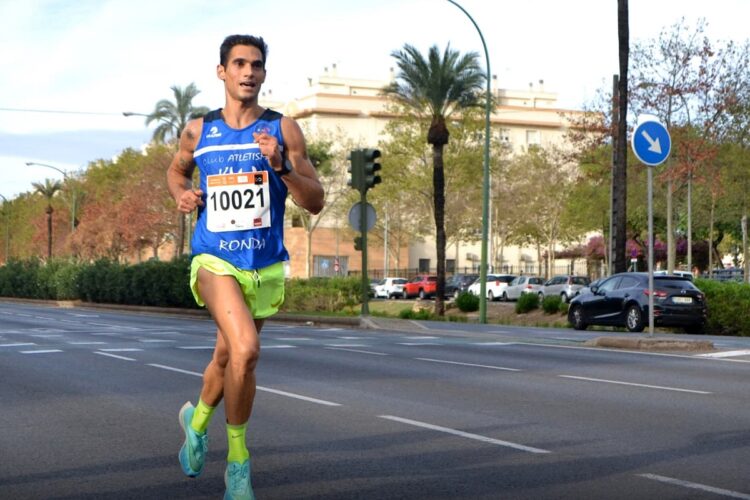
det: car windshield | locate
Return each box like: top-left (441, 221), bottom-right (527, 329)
top-left (394, 279), bottom-right (407, 285)
top-left (529, 277), bottom-right (544, 284)
top-left (498, 276), bottom-right (514, 283)
top-left (571, 277), bottom-right (590, 285)
top-left (427, 276), bottom-right (437, 282)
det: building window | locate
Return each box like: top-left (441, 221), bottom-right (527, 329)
top-left (446, 259), bottom-right (455, 274)
top-left (526, 129), bottom-right (540, 146)
top-left (419, 258), bottom-right (430, 273)
top-left (313, 255), bottom-right (348, 277)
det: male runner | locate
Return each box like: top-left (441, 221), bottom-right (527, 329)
top-left (166, 34), bottom-right (324, 500)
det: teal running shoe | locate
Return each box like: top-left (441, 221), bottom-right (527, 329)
top-left (178, 401), bottom-right (208, 477)
top-left (224, 459), bottom-right (255, 500)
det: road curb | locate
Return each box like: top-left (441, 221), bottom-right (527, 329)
top-left (584, 336), bottom-right (714, 352)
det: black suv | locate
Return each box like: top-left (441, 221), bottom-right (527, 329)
top-left (445, 273), bottom-right (479, 299)
top-left (567, 272), bottom-right (707, 334)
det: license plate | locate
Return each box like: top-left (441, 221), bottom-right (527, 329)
top-left (672, 296), bottom-right (693, 304)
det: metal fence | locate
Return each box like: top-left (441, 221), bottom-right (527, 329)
top-left (350, 261), bottom-right (604, 281)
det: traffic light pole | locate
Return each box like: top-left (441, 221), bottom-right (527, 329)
top-left (360, 189), bottom-right (369, 316)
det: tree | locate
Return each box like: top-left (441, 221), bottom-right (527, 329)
top-left (383, 43), bottom-right (485, 315)
top-left (32, 178), bottom-right (62, 259)
top-left (145, 82), bottom-right (209, 257)
top-left (613, 0), bottom-right (629, 274)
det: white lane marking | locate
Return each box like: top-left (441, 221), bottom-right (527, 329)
top-left (337, 336), bottom-right (372, 340)
top-left (94, 351), bottom-right (136, 361)
top-left (138, 339), bottom-right (176, 343)
top-left (263, 345), bottom-right (297, 349)
top-left (326, 347), bottom-right (389, 356)
top-left (488, 330), bottom-right (514, 334)
top-left (325, 343), bottom-right (368, 348)
top-left (68, 313), bottom-right (100, 317)
top-left (31, 334), bottom-right (63, 338)
top-left (318, 328), bottom-right (343, 332)
top-left (177, 346), bottom-right (215, 350)
top-left (20, 350), bottom-right (63, 354)
top-left (397, 342), bottom-right (442, 346)
top-left (0, 343), bottom-right (36, 347)
top-left (473, 342), bottom-right (516, 346)
top-left (559, 375), bottom-right (712, 395)
top-left (99, 348), bottom-right (143, 352)
top-left (89, 333), bottom-right (120, 336)
top-left (696, 349), bottom-right (750, 358)
top-left (148, 363), bottom-right (202, 377)
top-left (416, 357), bottom-right (521, 372)
top-left (638, 473), bottom-right (750, 499)
top-left (67, 341), bottom-right (107, 345)
top-left (379, 415), bottom-right (550, 454)
top-left (257, 386), bottom-right (341, 406)
top-left (404, 336), bottom-right (439, 339)
top-left (146, 363), bottom-right (342, 407)
top-left (275, 337), bottom-right (312, 341)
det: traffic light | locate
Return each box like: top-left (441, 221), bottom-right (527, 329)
top-left (362, 148), bottom-right (381, 191)
top-left (354, 235), bottom-right (363, 251)
top-left (347, 150), bottom-right (364, 192)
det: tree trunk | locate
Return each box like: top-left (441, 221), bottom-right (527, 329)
top-left (433, 143), bottom-right (446, 316)
top-left (667, 177), bottom-right (674, 272)
top-left (46, 205), bottom-right (53, 259)
top-left (174, 214), bottom-right (185, 258)
top-left (613, 0), bottom-right (629, 274)
top-left (708, 194), bottom-right (716, 277)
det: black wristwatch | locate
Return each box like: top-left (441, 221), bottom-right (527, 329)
top-left (277, 158), bottom-right (293, 176)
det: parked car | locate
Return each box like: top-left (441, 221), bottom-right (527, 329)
top-left (402, 275), bottom-right (438, 299)
top-left (374, 277), bottom-right (408, 299)
top-left (577, 277), bottom-right (604, 297)
top-left (467, 274), bottom-right (516, 301)
top-left (445, 273), bottom-right (480, 299)
top-left (503, 275), bottom-right (545, 301)
top-left (567, 272), bottom-right (707, 334)
top-left (654, 270), bottom-right (694, 281)
top-left (540, 275), bottom-right (591, 302)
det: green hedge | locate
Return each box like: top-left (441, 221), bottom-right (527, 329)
top-left (515, 292), bottom-right (539, 314)
top-left (694, 278), bottom-right (750, 336)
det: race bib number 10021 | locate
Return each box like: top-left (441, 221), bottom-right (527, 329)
top-left (206, 172), bottom-right (271, 233)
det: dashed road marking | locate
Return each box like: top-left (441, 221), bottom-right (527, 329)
top-left (559, 375), bottom-right (711, 394)
top-left (415, 357), bottom-right (521, 372)
top-left (638, 473), bottom-right (750, 499)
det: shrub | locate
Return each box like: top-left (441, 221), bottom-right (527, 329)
top-left (515, 292), bottom-right (539, 314)
top-left (455, 291), bottom-right (479, 312)
top-left (542, 294), bottom-right (562, 314)
top-left (695, 278), bottom-right (750, 336)
top-left (398, 308), bottom-right (433, 320)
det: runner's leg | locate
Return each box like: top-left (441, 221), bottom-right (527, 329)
top-left (196, 268), bottom-right (260, 425)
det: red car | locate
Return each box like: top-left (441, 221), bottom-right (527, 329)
top-left (402, 275), bottom-right (438, 299)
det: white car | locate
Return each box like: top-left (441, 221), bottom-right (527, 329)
top-left (467, 274), bottom-right (516, 301)
top-left (374, 277), bottom-right (408, 299)
top-left (502, 275), bottom-right (545, 301)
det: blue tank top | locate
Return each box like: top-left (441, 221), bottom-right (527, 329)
top-left (190, 108), bottom-right (289, 270)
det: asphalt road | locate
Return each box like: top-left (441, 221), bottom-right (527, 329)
top-left (1, 301), bottom-right (750, 499)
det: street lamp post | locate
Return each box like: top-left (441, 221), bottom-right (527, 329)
top-left (447, 0), bottom-right (492, 323)
top-left (25, 162), bottom-right (78, 232)
top-left (0, 194), bottom-right (10, 261)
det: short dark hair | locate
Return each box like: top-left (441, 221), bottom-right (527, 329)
top-left (220, 35), bottom-right (268, 68)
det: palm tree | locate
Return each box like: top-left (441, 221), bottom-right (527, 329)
top-left (146, 83), bottom-right (210, 256)
top-left (146, 83), bottom-right (210, 143)
top-left (384, 44), bottom-right (485, 315)
top-left (32, 178), bottom-right (62, 259)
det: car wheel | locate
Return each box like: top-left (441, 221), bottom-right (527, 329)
top-left (502, 291), bottom-right (508, 302)
top-left (488, 290), bottom-right (495, 301)
top-left (538, 292), bottom-right (544, 301)
top-left (454, 290), bottom-right (460, 299)
top-left (560, 293), bottom-right (569, 303)
top-left (569, 305), bottom-right (588, 330)
top-left (418, 289), bottom-right (426, 300)
top-left (402, 291), bottom-right (408, 300)
top-left (625, 304), bottom-right (645, 332)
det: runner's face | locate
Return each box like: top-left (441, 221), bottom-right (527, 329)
top-left (218, 45), bottom-right (266, 103)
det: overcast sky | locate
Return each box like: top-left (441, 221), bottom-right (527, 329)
top-left (1, 0), bottom-right (747, 198)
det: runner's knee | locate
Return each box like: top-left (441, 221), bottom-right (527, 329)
top-left (229, 342), bottom-right (260, 374)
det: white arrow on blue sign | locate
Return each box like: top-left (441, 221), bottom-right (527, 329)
top-left (631, 116), bottom-right (671, 166)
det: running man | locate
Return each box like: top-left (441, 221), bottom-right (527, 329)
top-left (166, 34), bottom-right (324, 500)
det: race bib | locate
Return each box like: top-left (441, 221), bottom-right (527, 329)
top-left (206, 172), bottom-right (271, 232)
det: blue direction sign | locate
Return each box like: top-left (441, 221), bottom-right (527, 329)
top-left (631, 117), bottom-right (671, 166)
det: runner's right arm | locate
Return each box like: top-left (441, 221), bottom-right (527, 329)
top-left (167, 119), bottom-right (204, 214)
